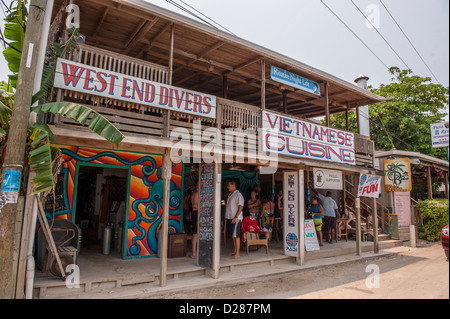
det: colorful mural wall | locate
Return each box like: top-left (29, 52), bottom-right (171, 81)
top-left (51, 145), bottom-right (184, 259)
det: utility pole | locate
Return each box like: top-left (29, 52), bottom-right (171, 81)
top-left (0, 0), bottom-right (48, 299)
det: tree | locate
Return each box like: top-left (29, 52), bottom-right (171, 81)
top-left (330, 67), bottom-right (449, 160)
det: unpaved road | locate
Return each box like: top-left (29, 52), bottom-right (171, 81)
top-left (160, 244), bottom-right (449, 299)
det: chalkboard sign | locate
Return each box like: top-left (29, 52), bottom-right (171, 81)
top-left (198, 162), bottom-right (215, 268)
top-left (43, 173), bottom-right (67, 213)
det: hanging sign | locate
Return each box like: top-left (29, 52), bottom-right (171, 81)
top-left (54, 58), bottom-right (217, 119)
top-left (283, 171), bottom-right (299, 257)
top-left (357, 173), bottom-right (382, 198)
top-left (271, 66), bottom-right (321, 96)
top-left (262, 111), bottom-right (355, 165)
top-left (384, 158), bottom-right (412, 192)
top-left (313, 168), bottom-right (343, 190)
top-left (304, 219), bottom-right (320, 251)
top-left (430, 122), bottom-right (449, 148)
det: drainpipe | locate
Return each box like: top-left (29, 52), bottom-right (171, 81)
top-left (25, 0), bottom-right (55, 299)
top-left (354, 75), bottom-right (370, 138)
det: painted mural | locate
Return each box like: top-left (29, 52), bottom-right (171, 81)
top-left (51, 145), bottom-right (184, 259)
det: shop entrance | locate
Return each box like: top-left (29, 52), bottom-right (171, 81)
top-left (74, 165), bottom-right (129, 258)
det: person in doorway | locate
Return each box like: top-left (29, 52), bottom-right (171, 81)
top-left (310, 196), bottom-right (324, 246)
top-left (314, 190), bottom-right (339, 244)
top-left (225, 181), bottom-right (245, 259)
top-left (190, 183), bottom-right (199, 259)
top-left (260, 196), bottom-right (275, 232)
top-left (247, 190), bottom-right (262, 222)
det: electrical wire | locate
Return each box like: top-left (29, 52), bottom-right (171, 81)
top-left (164, 0), bottom-right (220, 31)
top-left (319, 0), bottom-right (391, 71)
top-left (378, 0), bottom-right (441, 84)
top-left (350, 0), bottom-right (412, 71)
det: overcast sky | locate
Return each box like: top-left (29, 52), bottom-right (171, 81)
top-left (1, 0), bottom-right (448, 119)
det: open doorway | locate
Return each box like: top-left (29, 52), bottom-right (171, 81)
top-left (74, 165), bottom-right (129, 258)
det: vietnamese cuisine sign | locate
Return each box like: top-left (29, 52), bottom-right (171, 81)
top-left (430, 122), bottom-right (449, 148)
top-left (263, 111), bottom-right (355, 165)
top-left (271, 66), bottom-right (321, 96)
top-left (54, 58), bottom-right (216, 119)
top-left (357, 173), bottom-right (382, 198)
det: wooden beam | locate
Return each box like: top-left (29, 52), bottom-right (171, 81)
top-left (122, 17), bottom-right (160, 55)
top-left (140, 22), bottom-right (172, 56)
top-left (261, 59), bottom-right (266, 110)
top-left (159, 148), bottom-right (172, 287)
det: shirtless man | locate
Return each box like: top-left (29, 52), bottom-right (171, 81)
top-left (190, 183), bottom-right (200, 259)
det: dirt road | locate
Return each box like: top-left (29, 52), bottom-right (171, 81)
top-left (160, 244), bottom-right (449, 299)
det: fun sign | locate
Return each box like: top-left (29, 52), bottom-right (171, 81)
top-left (357, 173), bottom-right (382, 198)
top-left (54, 58), bottom-right (216, 119)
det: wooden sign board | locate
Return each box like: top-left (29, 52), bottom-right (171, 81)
top-left (198, 162), bottom-right (215, 268)
top-left (385, 214), bottom-right (399, 240)
top-left (304, 219), bottom-right (320, 251)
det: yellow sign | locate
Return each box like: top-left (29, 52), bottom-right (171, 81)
top-left (384, 158), bottom-right (412, 192)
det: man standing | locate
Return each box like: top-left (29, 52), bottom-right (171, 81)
top-left (225, 181), bottom-right (245, 259)
top-left (314, 190), bottom-right (339, 244)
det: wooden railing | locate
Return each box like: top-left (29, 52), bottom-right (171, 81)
top-left (52, 45), bottom-right (374, 165)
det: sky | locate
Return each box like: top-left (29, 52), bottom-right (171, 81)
top-left (0, 0), bottom-right (449, 119)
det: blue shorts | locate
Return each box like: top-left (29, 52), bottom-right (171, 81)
top-left (227, 219), bottom-right (242, 238)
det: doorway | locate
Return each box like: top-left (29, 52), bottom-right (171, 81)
top-left (74, 165), bottom-right (129, 258)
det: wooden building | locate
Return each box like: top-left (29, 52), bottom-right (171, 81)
top-left (30, 0), bottom-right (394, 291)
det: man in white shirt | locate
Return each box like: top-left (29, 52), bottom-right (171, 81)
top-left (317, 191), bottom-right (339, 243)
top-left (225, 181), bottom-right (245, 259)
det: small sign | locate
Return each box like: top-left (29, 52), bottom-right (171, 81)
top-left (271, 66), bottom-right (321, 96)
top-left (313, 168), bottom-right (343, 190)
top-left (357, 173), bottom-right (382, 198)
top-left (304, 219), bottom-right (320, 251)
top-left (0, 170), bottom-right (21, 210)
top-left (430, 122), bottom-right (449, 148)
top-left (384, 158), bottom-right (412, 192)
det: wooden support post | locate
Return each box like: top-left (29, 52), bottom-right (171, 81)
top-left (345, 107), bottom-right (349, 132)
top-left (282, 90), bottom-right (287, 114)
top-left (444, 171), bottom-right (449, 200)
top-left (354, 176), bottom-right (362, 256)
top-left (159, 148), bottom-right (172, 287)
top-left (372, 197), bottom-right (379, 253)
top-left (0, 0), bottom-right (49, 299)
top-left (426, 165), bottom-right (433, 200)
top-left (298, 170), bottom-right (305, 266)
top-left (212, 158), bottom-right (222, 279)
top-left (324, 81), bottom-right (330, 127)
top-left (222, 75), bottom-right (228, 99)
top-left (261, 59), bottom-right (266, 110)
top-left (163, 24), bottom-right (174, 138)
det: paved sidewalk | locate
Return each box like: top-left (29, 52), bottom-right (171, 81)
top-left (58, 245), bottom-right (411, 299)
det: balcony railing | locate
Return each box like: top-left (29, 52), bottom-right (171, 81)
top-left (51, 45), bottom-right (374, 167)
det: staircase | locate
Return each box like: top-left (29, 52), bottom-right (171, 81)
top-left (341, 176), bottom-right (391, 242)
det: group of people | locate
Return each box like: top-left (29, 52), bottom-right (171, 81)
top-left (310, 190), bottom-right (353, 246)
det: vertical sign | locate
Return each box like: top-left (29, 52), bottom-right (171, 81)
top-left (394, 192), bottom-right (411, 227)
top-left (198, 162), bottom-right (215, 268)
top-left (0, 170), bottom-right (21, 212)
top-left (430, 122), bottom-right (449, 148)
top-left (304, 219), bottom-right (320, 251)
top-left (283, 171), bottom-right (299, 257)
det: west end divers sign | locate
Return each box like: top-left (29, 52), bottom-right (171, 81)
top-left (262, 111), bottom-right (355, 165)
top-left (54, 58), bottom-right (216, 119)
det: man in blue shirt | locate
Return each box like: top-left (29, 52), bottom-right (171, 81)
top-left (315, 190), bottom-right (339, 244)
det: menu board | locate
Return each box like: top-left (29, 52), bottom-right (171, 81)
top-left (43, 174), bottom-right (67, 213)
top-left (198, 162), bottom-right (215, 268)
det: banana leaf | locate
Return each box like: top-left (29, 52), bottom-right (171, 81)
top-left (32, 102), bottom-right (124, 144)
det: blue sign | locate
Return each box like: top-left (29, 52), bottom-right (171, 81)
top-left (2, 170), bottom-right (21, 193)
top-left (271, 66), bottom-right (321, 96)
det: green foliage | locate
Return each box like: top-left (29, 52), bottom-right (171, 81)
top-left (330, 67), bottom-right (449, 160)
top-left (2, 0), bottom-right (28, 88)
top-left (417, 200), bottom-right (449, 242)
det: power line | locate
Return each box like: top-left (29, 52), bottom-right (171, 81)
top-left (319, 0), bottom-right (391, 71)
top-left (350, 0), bottom-right (412, 71)
top-left (378, 0), bottom-right (441, 84)
top-left (177, 0), bottom-right (236, 35)
top-left (164, 0), bottom-right (219, 30)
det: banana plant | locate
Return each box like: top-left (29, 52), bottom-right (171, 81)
top-left (1, 1), bottom-right (124, 195)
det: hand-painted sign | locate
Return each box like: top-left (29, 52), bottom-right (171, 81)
top-left (198, 162), bottom-right (215, 268)
top-left (283, 171), bottom-right (299, 257)
top-left (262, 111), bottom-right (355, 165)
top-left (54, 58), bottom-right (216, 119)
top-left (430, 122), bottom-right (449, 148)
top-left (271, 66), bottom-right (321, 96)
top-left (313, 168), bottom-right (343, 190)
top-left (357, 173), bottom-right (382, 198)
top-left (304, 219), bottom-right (320, 251)
top-left (384, 158), bottom-right (412, 192)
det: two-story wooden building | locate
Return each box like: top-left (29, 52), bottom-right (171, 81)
top-left (29, 0), bottom-right (394, 295)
